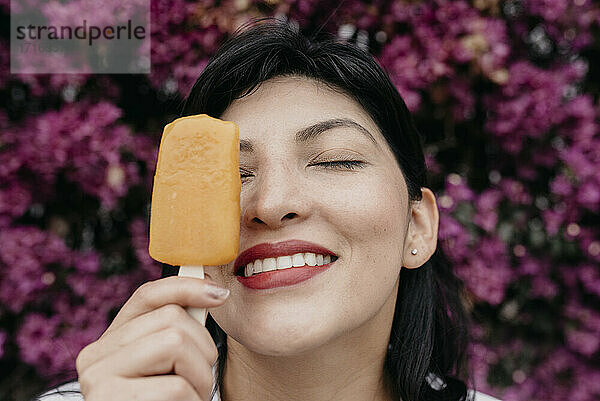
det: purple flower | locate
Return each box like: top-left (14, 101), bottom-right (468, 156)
top-left (473, 189), bottom-right (503, 232)
top-left (73, 251), bottom-right (100, 274)
top-left (524, 0), bottom-right (596, 53)
top-left (453, 236), bottom-right (512, 305)
top-left (16, 313), bottom-right (63, 377)
top-left (499, 178), bottom-right (532, 205)
top-left (444, 173), bottom-right (475, 202)
top-left (3, 101), bottom-right (151, 209)
top-left (577, 263), bottom-right (600, 297)
top-left (525, 0), bottom-right (569, 22)
top-left (0, 181), bottom-right (32, 228)
top-left (0, 330), bottom-right (6, 359)
top-left (549, 174), bottom-right (574, 197)
top-left (0, 227), bottom-right (70, 313)
top-left (439, 213), bottom-right (473, 262)
top-left (576, 179), bottom-right (600, 212)
top-left (448, 77), bottom-right (476, 121)
top-left (485, 61), bottom-right (588, 155)
top-left (542, 208), bottom-right (565, 236)
top-left (530, 275), bottom-right (559, 298)
top-left (566, 328), bottom-right (600, 357)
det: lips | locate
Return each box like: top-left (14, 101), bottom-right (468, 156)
top-left (233, 239), bottom-right (338, 276)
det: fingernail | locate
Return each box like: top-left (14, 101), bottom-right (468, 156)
top-left (205, 284), bottom-right (230, 300)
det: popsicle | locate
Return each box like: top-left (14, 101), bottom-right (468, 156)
top-left (149, 114), bottom-right (240, 325)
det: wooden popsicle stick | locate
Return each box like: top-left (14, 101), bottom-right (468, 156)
top-left (178, 265), bottom-right (207, 326)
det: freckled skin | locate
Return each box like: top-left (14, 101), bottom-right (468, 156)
top-left (203, 75), bottom-right (439, 401)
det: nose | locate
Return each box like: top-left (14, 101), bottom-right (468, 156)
top-left (242, 163), bottom-right (310, 230)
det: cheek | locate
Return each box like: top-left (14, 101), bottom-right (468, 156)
top-left (320, 171), bottom-right (407, 272)
top-left (303, 172), bottom-right (406, 330)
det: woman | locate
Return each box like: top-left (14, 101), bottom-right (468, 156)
top-left (38, 18), bottom-right (501, 401)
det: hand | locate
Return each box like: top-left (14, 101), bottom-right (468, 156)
top-left (75, 276), bottom-right (230, 401)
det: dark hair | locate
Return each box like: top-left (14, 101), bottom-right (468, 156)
top-left (179, 17), bottom-right (474, 401)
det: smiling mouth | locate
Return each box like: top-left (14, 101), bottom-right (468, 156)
top-left (235, 253), bottom-right (338, 277)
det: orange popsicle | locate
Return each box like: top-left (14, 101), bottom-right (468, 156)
top-left (149, 114), bottom-right (240, 324)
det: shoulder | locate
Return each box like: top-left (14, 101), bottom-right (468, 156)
top-left (34, 381), bottom-right (83, 401)
top-left (468, 389), bottom-right (502, 401)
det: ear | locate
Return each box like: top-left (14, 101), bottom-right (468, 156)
top-left (402, 187), bottom-right (439, 269)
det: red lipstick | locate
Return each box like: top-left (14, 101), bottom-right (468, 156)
top-left (234, 240), bottom-right (337, 290)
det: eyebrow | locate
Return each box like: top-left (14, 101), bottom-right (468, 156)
top-left (239, 118), bottom-right (379, 152)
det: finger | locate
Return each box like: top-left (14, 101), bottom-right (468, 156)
top-left (84, 327), bottom-right (215, 398)
top-left (109, 276), bottom-right (229, 330)
top-left (82, 304), bottom-right (218, 370)
top-left (81, 375), bottom-right (206, 401)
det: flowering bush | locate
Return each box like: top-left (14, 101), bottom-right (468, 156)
top-left (1, 1), bottom-right (599, 400)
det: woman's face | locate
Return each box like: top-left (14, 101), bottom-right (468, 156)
top-left (204, 75), bottom-right (413, 355)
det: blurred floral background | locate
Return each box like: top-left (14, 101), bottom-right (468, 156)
top-left (1, 0), bottom-right (599, 400)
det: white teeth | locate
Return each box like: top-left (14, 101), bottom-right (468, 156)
top-left (277, 255), bottom-right (293, 269)
top-left (304, 252), bottom-right (317, 266)
top-left (245, 262), bottom-right (254, 277)
top-left (262, 258), bottom-right (277, 272)
top-left (242, 253), bottom-right (336, 277)
top-left (292, 253), bottom-right (305, 267)
top-left (316, 254), bottom-right (324, 265)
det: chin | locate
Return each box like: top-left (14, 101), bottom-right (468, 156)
top-left (245, 336), bottom-right (324, 357)
top-left (237, 321), bottom-right (332, 357)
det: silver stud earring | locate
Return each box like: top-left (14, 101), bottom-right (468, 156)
top-left (411, 249), bottom-right (418, 255)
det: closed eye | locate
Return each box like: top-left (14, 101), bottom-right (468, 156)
top-left (312, 160), bottom-right (365, 170)
top-left (240, 160), bottom-right (365, 180)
